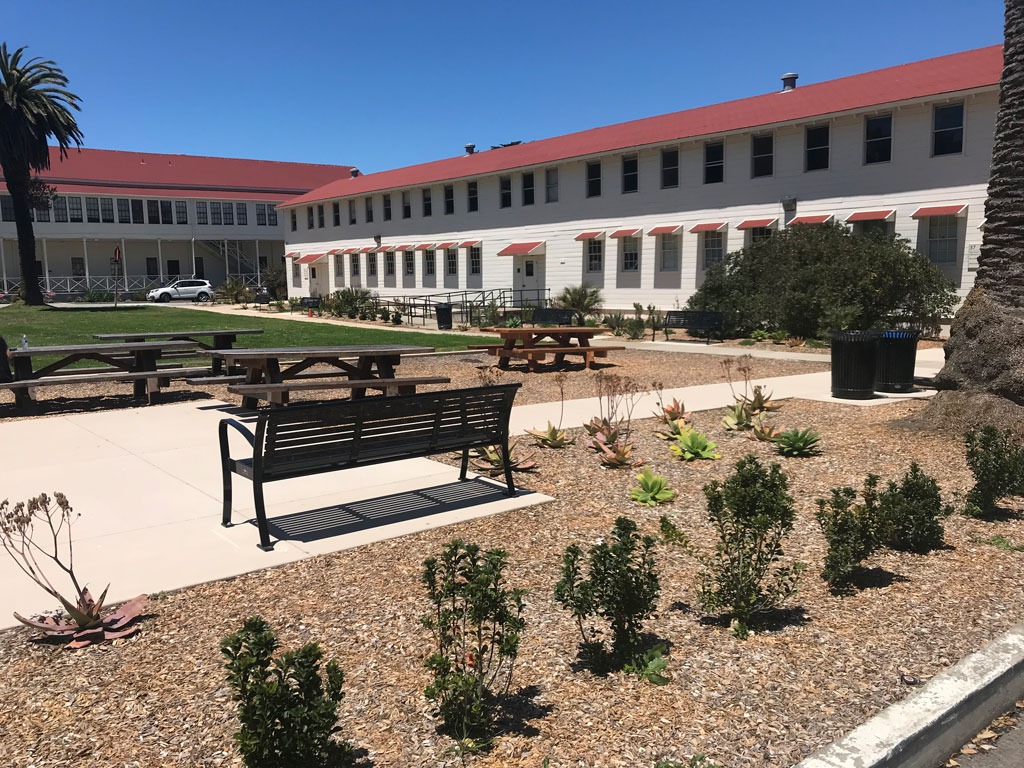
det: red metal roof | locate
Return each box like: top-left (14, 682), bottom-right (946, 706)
top-left (342, 247), bottom-right (358, 253)
top-left (497, 241), bottom-right (545, 256)
top-left (282, 45), bottom-right (1001, 208)
top-left (372, 245), bottom-right (390, 252)
top-left (610, 227), bottom-right (642, 237)
top-left (285, 252), bottom-right (300, 258)
top-left (648, 225), bottom-right (683, 235)
top-left (359, 246), bottom-right (375, 253)
top-left (459, 240), bottom-right (481, 247)
top-left (436, 241), bottom-right (457, 249)
top-left (2, 147), bottom-right (354, 201)
top-left (912, 204), bottom-right (967, 217)
top-left (575, 230), bottom-right (604, 240)
top-left (295, 253), bottom-right (325, 264)
top-left (846, 209), bottom-right (895, 222)
top-left (415, 243), bottom-right (436, 250)
top-left (396, 244), bottom-right (413, 250)
top-left (690, 222), bottom-right (727, 232)
top-left (737, 217), bottom-right (778, 229)
top-left (788, 214), bottom-right (833, 225)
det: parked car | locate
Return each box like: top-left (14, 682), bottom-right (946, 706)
top-left (147, 279), bottom-right (214, 303)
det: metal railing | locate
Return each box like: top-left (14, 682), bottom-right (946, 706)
top-left (364, 288), bottom-right (551, 326)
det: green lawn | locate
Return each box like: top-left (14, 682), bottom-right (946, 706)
top-left (0, 304), bottom-right (496, 366)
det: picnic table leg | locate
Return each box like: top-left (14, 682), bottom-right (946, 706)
top-left (349, 356), bottom-right (376, 400)
top-left (577, 334), bottom-right (597, 369)
top-left (133, 350), bottom-right (159, 401)
top-left (497, 338), bottom-right (515, 370)
top-left (9, 357), bottom-right (36, 412)
top-left (240, 365), bottom-right (263, 410)
top-left (266, 359), bottom-right (287, 406)
top-left (211, 335), bottom-right (237, 375)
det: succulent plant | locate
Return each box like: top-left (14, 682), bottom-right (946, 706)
top-left (630, 467), bottom-right (676, 506)
top-left (774, 427), bottom-right (822, 457)
top-left (469, 441), bottom-right (538, 473)
top-left (581, 416), bottom-right (624, 451)
top-left (15, 592), bottom-right (147, 648)
top-left (525, 422), bottom-right (575, 449)
top-left (654, 397), bottom-right (691, 425)
top-left (670, 430), bottom-right (722, 461)
top-left (747, 415), bottom-right (783, 442)
top-left (655, 417), bottom-right (692, 442)
top-left (596, 438), bottom-right (643, 469)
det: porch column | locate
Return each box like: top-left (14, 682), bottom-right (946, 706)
top-left (0, 238), bottom-right (6, 290)
top-left (121, 238), bottom-right (128, 291)
top-left (190, 238), bottom-right (196, 276)
top-left (82, 238), bottom-right (90, 287)
top-left (157, 239), bottom-right (164, 281)
top-left (224, 239), bottom-right (229, 277)
top-left (255, 240), bottom-right (261, 286)
top-left (41, 238), bottom-right (51, 292)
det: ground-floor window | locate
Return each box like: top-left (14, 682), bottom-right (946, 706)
top-left (621, 236), bottom-right (639, 272)
top-left (146, 257), bottom-right (159, 280)
top-left (368, 254), bottom-right (378, 276)
top-left (424, 250), bottom-right (436, 276)
top-left (469, 246), bottom-right (481, 275)
top-left (404, 251), bottom-right (415, 276)
top-left (350, 254), bottom-right (360, 276)
top-left (926, 215), bottom-right (958, 266)
top-left (446, 248), bottom-right (458, 276)
top-left (167, 259), bottom-right (180, 277)
top-left (71, 257), bottom-right (85, 277)
top-left (385, 253), bottom-right (395, 277)
top-left (659, 233), bottom-right (680, 271)
top-left (292, 260), bottom-right (301, 287)
top-left (586, 238), bottom-right (603, 272)
top-left (703, 231), bottom-right (725, 269)
top-left (335, 254), bottom-right (345, 280)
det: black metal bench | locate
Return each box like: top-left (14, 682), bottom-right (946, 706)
top-left (219, 383), bottom-right (522, 550)
top-left (663, 310), bottom-right (725, 344)
top-left (292, 296), bottom-right (321, 313)
top-left (530, 307), bottom-right (574, 326)
top-left (254, 294), bottom-right (272, 310)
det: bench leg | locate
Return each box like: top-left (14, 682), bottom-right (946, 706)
top-left (500, 441), bottom-right (516, 497)
top-left (253, 481), bottom-right (274, 552)
top-left (221, 467), bottom-right (234, 527)
top-left (459, 447), bottom-right (469, 480)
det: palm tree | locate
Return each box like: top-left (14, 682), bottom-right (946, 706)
top-left (934, 1), bottom-right (1024, 405)
top-left (556, 284), bottom-right (603, 325)
top-left (0, 44), bottom-right (83, 305)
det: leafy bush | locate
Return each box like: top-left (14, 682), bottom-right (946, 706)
top-left (221, 278), bottom-right (250, 304)
top-left (686, 222), bottom-right (957, 338)
top-left (334, 287), bottom-right (372, 317)
top-left (554, 517), bottom-right (660, 666)
top-left (390, 310), bottom-right (402, 325)
top-left (556, 284), bottom-right (603, 324)
top-left (655, 417), bottom-right (691, 442)
top-left (630, 467), bottom-right (676, 506)
top-left (964, 426), bottom-right (1024, 517)
top-left (769, 330), bottom-right (788, 344)
top-left (815, 485), bottom-right (880, 588)
top-left (750, 329), bottom-right (769, 342)
top-left (874, 462), bottom-right (951, 553)
top-left (262, 265), bottom-right (287, 299)
top-left (624, 318), bottom-right (646, 339)
top-left (421, 541), bottom-right (525, 740)
top-left (221, 617), bottom-right (351, 768)
top-left (603, 312), bottom-right (627, 335)
top-left (504, 314), bottom-right (523, 328)
top-left (669, 430), bottom-right (722, 461)
top-left (774, 427), bottom-right (822, 457)
top-left (696, 455), bottom-right (805, 637)
top-left (78, 288), bottom-right (113, 302)
top-left (596, 438), bottom-right (643, 468)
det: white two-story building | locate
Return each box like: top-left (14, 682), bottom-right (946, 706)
top-left (280, 45), bottom-right (1000, 310)
top-left (0, 149), bottom-right (354, 296)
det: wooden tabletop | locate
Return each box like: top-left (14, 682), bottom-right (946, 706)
top-left (480, 327), bottom-right (601, 336)
top-left (93, 329), bottom-right (263, 340)
top-left (204, 344), bottom-right (434, 359)
top-left (8, 340), bottom-right (198, 357)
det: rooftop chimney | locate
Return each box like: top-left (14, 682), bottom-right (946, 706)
top-left (781, 72), bottom-right (798, 92)
top-left (350, 168), bottom-right (360, 178)
top-left (465, 143), bottom-right (476, 155)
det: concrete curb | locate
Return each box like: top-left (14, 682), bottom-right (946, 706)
top-left (796, 620), bottom-right (1024, 768)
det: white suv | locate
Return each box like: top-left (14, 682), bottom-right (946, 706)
top-left (147, 279), bottom-right (214, 303)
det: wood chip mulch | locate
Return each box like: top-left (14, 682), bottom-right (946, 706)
top-left (1, 396), bottom-right (1023, 768)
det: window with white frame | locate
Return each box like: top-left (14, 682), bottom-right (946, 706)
top-left (586, 160), bottom-right (601, 197)
top-left (177, 201), bottom-right (189, 224)
top-left (86, 197), bottom-right (100, 222)
top-left (364, 197), bottom-right (373, 222)
top-left (222, 201), bottom-right (233, 225)
top-left (443, 184), bottom-right (454, 215)
top-left (385, 252), bottom-right (395, 276)
top-left (317, 203), bottom-right (324, 228)
top-left (805, 125), bottom-right (829, 171)
top-left (54, 196), bottom-right (69, 222)
top-left (469, 245), bottom-right (481, 275)
top-left (351, 253), bottom-right (360, 276)
top-left (446, 248), bottom-right (458, 276)
top-left (382, 194), bottom-right (392, 221)
top-left (468, 181), bottom-right (479, 212)
top-left (865, 114), bottom-right (892, 164)
top-left (621, 154), bottom-right (638, 193)
top-left (750, 226), bottom-right (772, 244)
top-left (289, 208), bottom-right (295, 231)
top-left (267, 205), bottom-right (277, 226)
top-left (292, 260), bottom-right (301, 287)
top-left (98, 198), bottom-right (113, 223)
top-left (306, 205), bottom-right (314, 228)
top-left (499, 175), bottom-right (512, 208)
top-left (704, 141), bottom-right (724, 184)
top-left (68, 196), bottom-right (83, 222)
top-left (130, 198), bottom-right (144, 223)
top-left (659, 233), bottom-right (680, 271)
top-left (368, 253), bottom-right (377, 276)
top-left (198, 202), bottom-right (209, 225)
top-left (71, 256), bottom-right (85, 277)
top-left (424, 249), bottom-right (436, 275)
top-left (586, 238), bottom-right (603, 272)
top-left (235, 202), bottom-right (246, 225)
top-left (0, 195), bottom-right (14, 221)
top-left (404, 251), bottom-right (415, 276)
top-left (545, 167), bottom-right (558, 202)
top-left (256, 203), bottom-right (268, 226)
top-left (35, 201), bottom-right (50, 222)
top-left (115, 198), bottom-right (129, 223)
top-left (335, 254), bottom-right (345, 279)
top-left (926, 215), bottom-right (958, 265)
top-left (703, 231), bottom-right (725, 268)
top-left (522, 172), bottom-right (534, 205)
top-left (751, 134), bottom-right (773, 178)
top-left (621, 236), bottom-right (639, 272)
top-left (422, 188), bottom-right (432, 216)
top-left (933, 103), bottom-right (964, 156)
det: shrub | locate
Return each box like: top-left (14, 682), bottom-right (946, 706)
top-left (964, 426), bottom-right (1024, 517)
top-left (390, 310), bottom-right (402, 325)
top-left (421, 541), bottom-right (525, 740)
top-left (79, 288), bottom-right (113, 303)
top-left (262, 265), bottom-right (287, 299)
top-left (815, 485), bottom-right (880, 589)
top-left (554, 517), bottom-right (661, 667)
top-left (630, 467), bottom-right (676, 506)
top-left (335, 287), bottom-right (373, 317)
top-left (525, 422), bottom-right (575, 449)
top-left (774, 427), bottom-right (822, 457)
top-left (221, 278), bottom-right (250, 304)
top-left (750, 329), bottom-right (769, 341)
top-left (221, 617), bottom-right (351, 768)
top-left (696, 455), bottom-right (805, 637)
top-left (669, 430), bottom-right (722, 461)
top-left (469, 442), bottom-right (538, 474)
top-left (875, 462), bottom-right (951, 553)
top-left (603, 312), bottom-right (627, 335)
top-left (624, 317), bottom-right (646, 340)
top-left (556, 284), bottom-right (603, 324)
top-left (686, 222), bottom-right (957, 338)
top-left (596, 438), bottom-right (643, 468)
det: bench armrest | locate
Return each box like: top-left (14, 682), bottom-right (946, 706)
top-left (219, 418), bottom-right (256, 456)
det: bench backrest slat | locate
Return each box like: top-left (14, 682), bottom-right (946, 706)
top-left (664, 310), bottom-right (724, 329)
top-left (258, 384), bottom-right (519, 477)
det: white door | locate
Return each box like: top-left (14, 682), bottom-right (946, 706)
top-left (514, 255), bottom-right (544, 304)
top-left (309, 266), bottom-right (328, 297)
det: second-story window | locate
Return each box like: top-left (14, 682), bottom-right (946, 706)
top-left (751, 134), bottom-right (773, 178)
top-left (53, 196), bottom-right (68, 222)
top-left (176, 201), bottom-right (189, 224)
top-left (382, 194), bottom-right (392, 221)
top-left (704, 142), bottom-right (724, 184)
top-left (933, 103), bottom-right (964, 156)
top-left (289, 208), bottom-right (295, 231)
top-left (661, 148), bottom-right (679, 189)
top-left (131, 199), bottom-right (144, 223)
top-left (443, 184), bottom-right (455, 215)
top-left (586, 238), bottom-right (603, 271)
top-left (621, 154), bottom-right (638, 193)
top-left (98, 198), bottom-right (113, 223)
top-left (221, 201), bottom-right (234, 225)
top-left (68, 197), bottom-right (83, 222)
top-left (116, 198), bottom-right (130, 224)
top-left (256, 203), bottom-right (267, 225)
top-left (198, 202), bottom-right (209, 225)
top-left (522, 172), bottom-right (534, 205)
top-left (147, 199), bottom-right (160, 224)
top-left (545, 167), bottom-right (559, 202)
top-left (402, 191), bottom-right (411, 218)
top-left (467, 181), bottom-right (478, 212)
top-left (268, 206), bottom-right (278, 226)
top-left (332, 201), bottom-right (340, 226)
top-left (86, 197), bottom-right (100, 223)
top-left (306, 206), bottom-right (314, 229)
top-left (210, 201), bottom-right (222, 225)
top-left (235, 202), bottom-right (245, 225)
top-left (348, 199), bottom-right (356, 225)
top-left (422, 188), bottom-right (432, 216)
top-left (317, 204), bottom-right (324, 228)
top-left (364, 197), bottom-right (374, 223)
top-left (586, 161), bottom-right (601, 198)
top-left (499, 175), bottom-right (512, 208)
top-left (865, 114), bottom-right (893, 164)
top-left (805, 125), bottom-right (830, 171)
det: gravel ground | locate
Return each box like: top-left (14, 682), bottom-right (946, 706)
top-left (699, 337), bottom-right (945, 356)
top-left (1, 398), bottom-right (1022, 768)
top-left (0, 349), bottom-right (828, 419)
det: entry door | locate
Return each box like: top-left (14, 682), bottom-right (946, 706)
top-left (309, 265), bottom-right (328, 297)
top-left (514, 255), bottom-right (543, 303)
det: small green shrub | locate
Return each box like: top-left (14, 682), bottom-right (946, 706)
top-left (738, 338), bottom-right (757, 346)
top-left (769, 330), bottom-right (788, 344)
top-left (421, 541), bottom-right (526, 741)
top-left (630, 467), bottom-right (676, 506)
top-left (624, 318), bottom-right (646, 340)
top-left (556, 284), bottom-right (603, 325)
top-left (815, 485), bottom-right (880, 589)
top-left (504, 314), bottom-right (523, 328)
top-left (750, 329), bottom-right (769, 342)
top-left (964, 426), bottom-right (1024, 518)
top-left (554, 517), bottom-right (660, 667)
top-left (875, 462), bottom-right (951, 553)
top-left (79, 288), bottom-right (114, 303)
top-left (603, 312), bottom-right (627, 335)
top-left (390, 310), bottom-right (402, 325)
top-left (221, 617), bottom-right (352, 768)
top-left (696, 455), bottom-right (805, 637)
top-left (669, 430), bottom-right (722, 461)
top-left (774, 427), bottom-right (821, 457)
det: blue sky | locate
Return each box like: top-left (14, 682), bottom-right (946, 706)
top-left (3, 0), bottom-right (1005, 174)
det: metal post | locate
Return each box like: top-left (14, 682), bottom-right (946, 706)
top-left (255, 240), bottom-right (261, 286)
top-left (224, 239), bottom-right (228, 278)
top-left (0, 238), bottom-right (6, 292)
top-left (82, 237), bottom-right (90, 286)
top-left (41, 239), bottom-right (51, 292)
top-left (157, 238), bottom-right (164, 282)
top-left (121, 238), bottom-right (128, 291)
top-left (190, 238), bottom-right (196, 277)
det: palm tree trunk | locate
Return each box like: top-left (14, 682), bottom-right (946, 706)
top-left (0, 160), bottom-right (45, 305)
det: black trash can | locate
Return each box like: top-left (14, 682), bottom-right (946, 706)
top-left (830, 330), bottom-right (879, 399)
top-left (435, 303), bottom-right (453, 330)
top-left (874, 329), bottom-right (921, 393)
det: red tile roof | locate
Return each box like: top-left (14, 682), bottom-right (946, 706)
top-left (1, 147), bottom-right (354, 200)
top-left (282, 45), bottom-right (1001, 208)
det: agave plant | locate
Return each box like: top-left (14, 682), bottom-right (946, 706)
top-left (469, 442), bottom-right (538, 474)
top-left (525, 421), bottom-right (575, 449)
top-left (774, 427), bottom-right (822, 458)
top-left (669, 430), bottom-right (722, 461)
top-left (581, 416), bottom-right (623, 451)
top-left (630, 467), bottom-right (676, 506)
top-left (747, 415), bottom-right (783, 443)
top-left (654, 397), bottom-right (691, 425)
top-left (747, 385), bottom-right (780, 413)
top-left (722, 400), bottom-right (757, 432)
top-left (596, 438), bottom-right (643, 469)
top-left (654, 417), bottom-right (691, 441)
top-left (1, 492), bottom-right (147, 647)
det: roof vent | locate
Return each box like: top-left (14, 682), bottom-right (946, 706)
top-left (350, 168), bottom-right (360, 178)
top-left (781, 72), bottom-right (798, 92)
top-left (465, 143), bottom-right (476, 155)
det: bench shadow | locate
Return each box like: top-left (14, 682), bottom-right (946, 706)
top-left (255, 477), bottom-right (536, 545)
top-left (0, 389), bottom-right (213, 419)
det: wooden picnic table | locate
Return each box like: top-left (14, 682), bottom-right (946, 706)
top-left (93, 329), bottom-right (263, 374)
top-left (473, 327), bottom-right (624, 371)
top-left (205, 344), bottom-right (435, 409)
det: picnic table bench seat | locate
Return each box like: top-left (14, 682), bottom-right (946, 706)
top-left (0, 366), bottom-right (210, 408)
top-left (220, 383), bottom-right (521, 550)
top-left (227, 375), bottom-right (450, 405)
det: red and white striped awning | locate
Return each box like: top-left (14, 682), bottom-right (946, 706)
top-left (286, 252), bottom-right (300, 258)
top-left (372, 245), bottom-right (390, 253)
top-left (788, 214), bottom-right (833, 225)
top-left (574, 230), bottom-right (604, 240)
top-left (415, 243), bottom-right (437, 250)
top-left (497, 241), bottom-right (545, 256)
top-left (648, 224), bottom-right (684, 235)
top-left (359, 246), bottom-right (375, 253)
top-left (460, 240), bottom-right (481, 248)
top-left (689, 222), bottom-right (727, 233)
top-left (436, 241), bottom-right (457, 249)
top-left (610, 227), bottom-right (642, 238)
top-left (342, 247), bottom-right (358, 254)
top-left (846, 209), bottom-right (895, 222)
top-left (911, 204), bottom-right (967, 218)
top-left (295, 253), bottom-right (325, 264)
top-left (395, 244), bottom-right (413, 250)
top-left (737, 217), bottom-right (778, 230)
